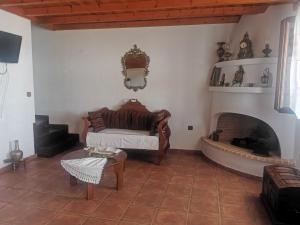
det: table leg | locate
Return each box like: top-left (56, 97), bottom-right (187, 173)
top-left (87, 183), bottom-right (94, 200)
top-left (123, 160), bottom-right (126, 171)
top-left (12, 162), bottom-right (16, 172)
top-left (114, 161), bottom-right (124, 190)
top-left (70, 175), bottom-right (77, 186)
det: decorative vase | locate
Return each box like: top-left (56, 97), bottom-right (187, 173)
top-left (217, 42), bottom-right (225, 62)
top-left (262, 44), bottom-right (272, 57)
top-left (10, 140), bottom-right (23, 162)
top-left (224, 43), bottom-right (233, 61)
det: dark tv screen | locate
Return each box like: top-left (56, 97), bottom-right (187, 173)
top-left (0, 31), bottom-right (22, 63)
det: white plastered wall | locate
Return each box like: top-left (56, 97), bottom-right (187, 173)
top-left (0, 10), bottom-right (35, 168)
top-left (32, 24), bottom-right (235, 150)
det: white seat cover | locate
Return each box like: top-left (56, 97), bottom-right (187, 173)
top-left (86, 129), bottom-right (159, 150)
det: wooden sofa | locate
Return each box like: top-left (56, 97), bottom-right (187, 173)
top-left (81, 100), bottom-right (171, 165)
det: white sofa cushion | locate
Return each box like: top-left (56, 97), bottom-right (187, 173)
top-left (86, 129), bottom-right (159, 150)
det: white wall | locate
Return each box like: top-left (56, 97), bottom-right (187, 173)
top-left (0, 10), bottom-right (35, 168)
top-left (32, 24), bottom-right (234, 150)
top-left (231, 4), bottom-right (296, 58)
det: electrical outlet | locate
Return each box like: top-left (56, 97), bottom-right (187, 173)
top-left (188, 125), bottom-right (193, 130)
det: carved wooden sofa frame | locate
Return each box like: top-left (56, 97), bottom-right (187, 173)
top-left (81, 100), bottom-right (171, 165)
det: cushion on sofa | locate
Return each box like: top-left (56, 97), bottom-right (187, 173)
top-left (88, 108), bottom-right (109, 132)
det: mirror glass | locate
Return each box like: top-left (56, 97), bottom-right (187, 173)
top-left (122, 45), bottom-right (150, 91)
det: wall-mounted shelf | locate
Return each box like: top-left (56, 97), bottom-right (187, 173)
top-left (214, 57), bottom-right (278, 68)
top-left (209, 86), bottom-right (274, 94)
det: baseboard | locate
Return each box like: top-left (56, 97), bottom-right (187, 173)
top-left (170, 148), bottom-right (201, 153)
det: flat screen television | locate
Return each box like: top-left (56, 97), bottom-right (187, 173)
top-left (0, 31), bottom-right (22, 63)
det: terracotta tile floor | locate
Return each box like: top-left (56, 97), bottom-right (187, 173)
top-left (0, 150), bottom-right (271, 225)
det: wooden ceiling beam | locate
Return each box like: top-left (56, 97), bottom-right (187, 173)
top-left (0, 0), bottom-right (79, 7)
top-left (40, 5), bottom-right (267, 25)
top-left (0, 0), bottom-right (294, 8)
top-left (0, 0), bottom-right (295, 30)
top-left (22, 0), bottom-right (276, 17)
top-left (52, 16), bottom-right (241, 30)
top-left (24, 1), bottom-right (157, 17)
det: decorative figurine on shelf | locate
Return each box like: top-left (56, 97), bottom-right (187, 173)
top-left (232, 65), bottom-right (245, 87)
top-left (219, 73), bottom-right (226, 86)
top-left (224, 43), bottom-right (233, 61)
top-left (210, 67), bottom-right (221, 86)
top-left (237, 32), bottom-right (254, 59)
top-left (217, 42), bottom-right (225, 62)
top-left (262, 44), bottom-right (272, 57)
top-left (261, 68), bottom-right (273, 87)
top-left (209, 129), bottom-right (223, 142)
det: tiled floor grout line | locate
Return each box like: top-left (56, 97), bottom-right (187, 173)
top-left (216, 170), bottom-right (223, 225)
top-left (185, 174), bottom-right (195, 225)
top-left (81, 187), bottom-right (112, 225)
top-left (149, 168), bottom-right (173, 225)
top-left (43, 176), bottom-right (115, 225)
top-left (118, 166), bottom-right (154, 225)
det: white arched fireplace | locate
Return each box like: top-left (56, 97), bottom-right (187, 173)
top-left (215, 113), bottom-right (281, 157)
top-left (202, 58), bottom-right (297, 177)
top-left (202, 83), bottom-right (296, 177)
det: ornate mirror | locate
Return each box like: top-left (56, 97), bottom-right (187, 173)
top-left (122, 45), bottom-right (150, 92)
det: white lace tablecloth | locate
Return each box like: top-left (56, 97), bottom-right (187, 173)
top-left (61, 157), bottom-right (107, 184)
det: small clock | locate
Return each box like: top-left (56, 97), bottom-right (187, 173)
top-left (238, 32), bottom-right (254, 59)
top-left (240, 42), bottom-right (248, 49)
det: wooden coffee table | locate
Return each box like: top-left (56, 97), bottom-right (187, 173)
top-left (62, 149), bottom-right (127, 200)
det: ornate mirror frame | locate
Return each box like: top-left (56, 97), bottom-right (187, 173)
top-left (121, 45), bottom-right (150, 92)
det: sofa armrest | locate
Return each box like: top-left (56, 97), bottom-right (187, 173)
top-left (81, 116), bottom-right (91, 145)
top-left (157, 116), bottom-right (171, 156)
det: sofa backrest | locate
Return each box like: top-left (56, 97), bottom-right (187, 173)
top-left (88, 100), bottom-right (170, 133)
top-left (101, 109), bottom-right (154, 130)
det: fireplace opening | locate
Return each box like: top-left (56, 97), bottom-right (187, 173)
top-left (216, 113), bottom-right (281, 157)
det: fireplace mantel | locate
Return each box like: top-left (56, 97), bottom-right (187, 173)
top-left (209, 86), bottom-right (274, 94)
top-left (214, 57), bottom-right (277, 68)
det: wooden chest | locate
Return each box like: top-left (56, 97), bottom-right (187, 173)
top-left (261, 165), bottom-right (300, 225)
